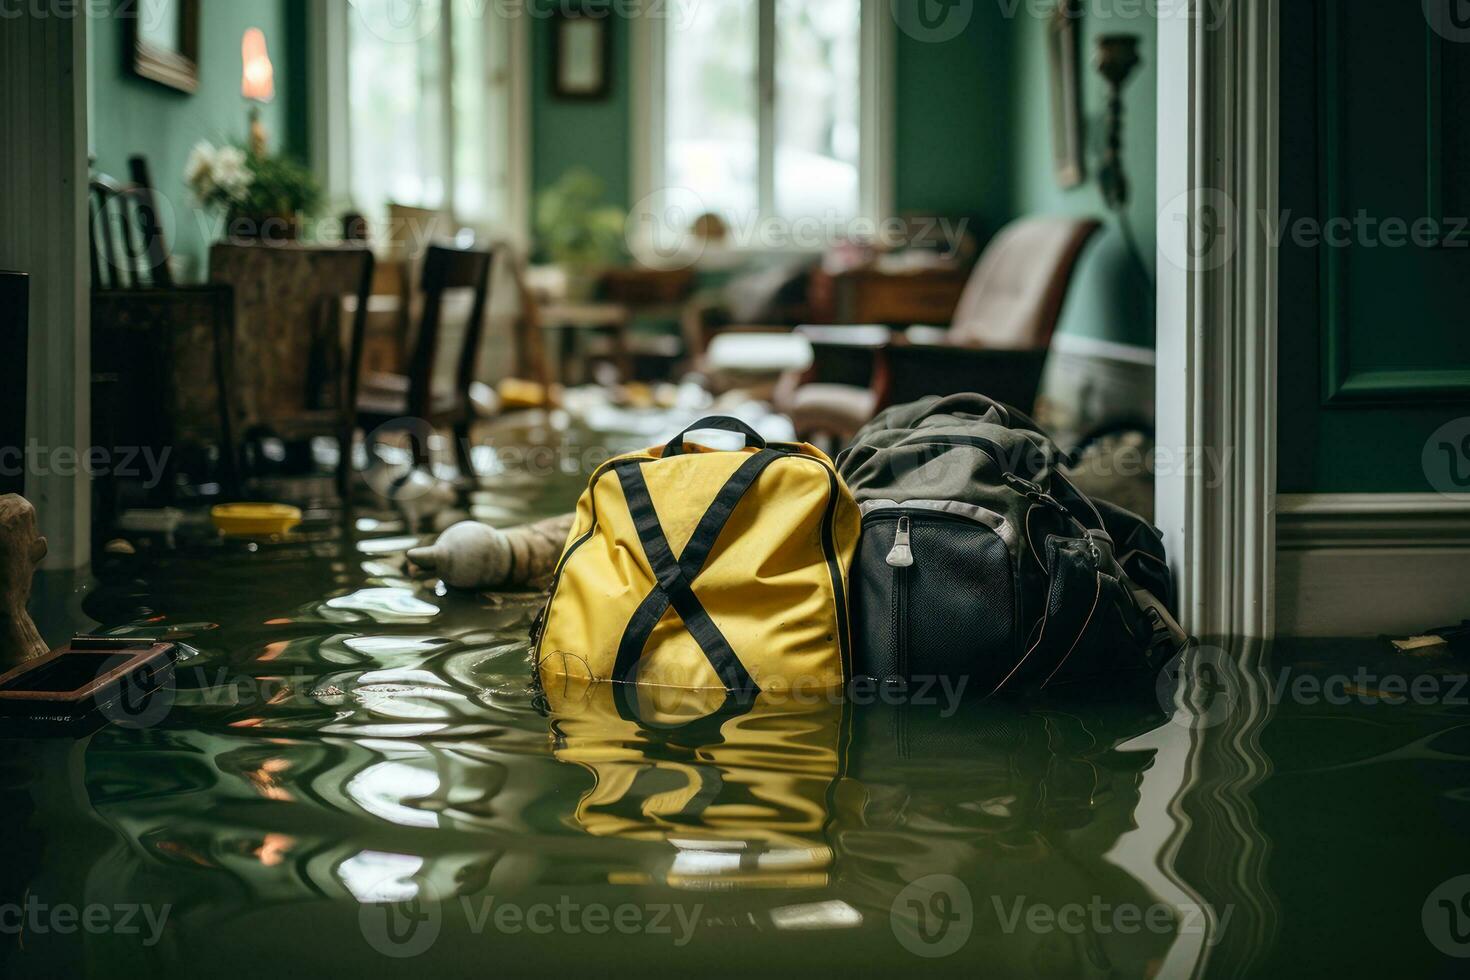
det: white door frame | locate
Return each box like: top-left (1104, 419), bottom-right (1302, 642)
top-left (0, 9), bottom-right (91, 569)
top-left (1156, 0), bottom-right (1280, 640)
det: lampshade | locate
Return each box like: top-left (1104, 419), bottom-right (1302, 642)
top-left (241, 28), bottom-right (275, 102)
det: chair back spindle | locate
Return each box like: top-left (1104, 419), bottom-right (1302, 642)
top-left (89, 155), bottom-right (174, 290)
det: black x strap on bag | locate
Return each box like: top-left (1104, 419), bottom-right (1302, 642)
top-left (611, 448), bottom-right (786, 695)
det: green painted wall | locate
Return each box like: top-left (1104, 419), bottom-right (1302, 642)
top-left (1278, 0), bottom-right (1470, 492)
top-left (529, 6), bottom-right (1017, 230)
top-left (531, 13), bottom-right (633, 211)
top-left (890, 5), bottom-right (1015, 230)
top-left (1007, 5), bottom-right (1157, 348)
top-left (89, 0), bottom-right (307, 281)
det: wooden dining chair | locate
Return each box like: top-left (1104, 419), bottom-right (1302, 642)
top-left (89, 157), bottom-right (239, 516)
top-left (356, 244), bottom-right (496, 479)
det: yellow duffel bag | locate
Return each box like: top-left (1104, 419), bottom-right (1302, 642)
top-left (532, 416), bottom-right (860, 693)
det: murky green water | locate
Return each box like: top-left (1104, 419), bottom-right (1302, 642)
top-left (5, 415), bottom-right (1469, 978)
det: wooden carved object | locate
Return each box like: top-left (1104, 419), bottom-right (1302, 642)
top-left (0, 494), bottom-right (48, 668)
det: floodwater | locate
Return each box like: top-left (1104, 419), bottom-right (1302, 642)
top-left (5, 415), bottom-right (1469, 979)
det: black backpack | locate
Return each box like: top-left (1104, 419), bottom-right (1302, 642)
top-left (836, 394), bottom-right (1184, 695)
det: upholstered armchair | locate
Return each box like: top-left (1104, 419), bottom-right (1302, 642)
top-left (779, 216), bottom-right (1101, 444)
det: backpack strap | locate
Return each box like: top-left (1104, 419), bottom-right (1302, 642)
top-left (995, 528), bottom-right (1190, 693)
top-left (1128, 581), bottom-right (1190, 662)
top-left (611, 449), bottom-right (785, 694)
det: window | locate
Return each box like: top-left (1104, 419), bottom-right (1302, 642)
top-left (634, 0), bottom-right (891, 255)
top-left (341, 0), bottom-right (522, 232)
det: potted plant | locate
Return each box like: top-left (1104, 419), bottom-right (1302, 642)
top-left (534, 168), bottom-right (626, 300)
top-left (185, 140), bottom-right (321, 242)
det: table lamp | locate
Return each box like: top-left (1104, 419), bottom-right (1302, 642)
top-left (241, 27), bottom-right (275, 157)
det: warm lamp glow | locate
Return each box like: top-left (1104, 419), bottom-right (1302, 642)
top-left (241, 28), bottom-right (275, 103)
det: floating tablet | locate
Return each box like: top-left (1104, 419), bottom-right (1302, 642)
top-left (0, 637), bottom-right (177, 725)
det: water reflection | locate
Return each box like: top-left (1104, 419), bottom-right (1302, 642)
top-left (7, 414), bottom-right (1320, 977)
top-left (61, 675), bottom-right (1239, 975)
top-left (545, 678), bottom-right (844, 888)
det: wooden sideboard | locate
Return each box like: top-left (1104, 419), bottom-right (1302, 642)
top-left (812, 266), bottom-right (971, 326)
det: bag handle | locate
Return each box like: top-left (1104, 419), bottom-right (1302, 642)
top-left (662, 416), bottom-right (767, 457)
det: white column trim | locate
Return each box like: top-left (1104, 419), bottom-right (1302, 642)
top-left (1156, 0), bottom-right (1280, 639)
top-left (308, 0), bottom-right (352, 207)
top-left (0, 10), bottom-right (91, 569)
top-left (756, 0), bottom-right (777, 217)
top-left (629, 8), bottom-right (666, 211)
top-left (504, 7), bottom-right (532, 247)
top-left (859, 0), bottom-right (896, 223)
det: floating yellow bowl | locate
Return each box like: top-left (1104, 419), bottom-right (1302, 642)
top-left (211, 503), bottom-right (303, 537)
top-left (497, 376), bottom-right (557, 410)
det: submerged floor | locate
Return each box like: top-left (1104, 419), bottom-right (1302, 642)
top-left (5, 412), bottom-right (1469, 979)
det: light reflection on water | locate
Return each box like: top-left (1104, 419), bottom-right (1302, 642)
top-left (6, 418), bottom-right (1468, 978)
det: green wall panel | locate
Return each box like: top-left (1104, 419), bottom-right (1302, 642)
top-left (89, 0), bottom-right (305, 281)
top-left (1278, 0), bottom-right (1470, 492)
top-left (890, 5), bottom-right (1015, 231)
top-left (531, 13), bottom-right (633, 211)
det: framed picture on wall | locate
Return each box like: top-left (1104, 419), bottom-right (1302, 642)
top-left (552, 6), bottom-right (612, 100)
top-left (1047, 0), bottom-right (1084, 188)
top-left (129, 0), bottom-right (200, 94)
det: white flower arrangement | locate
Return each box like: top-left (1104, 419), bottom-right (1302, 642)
top-left (184, 141), bottom-right (254, 211)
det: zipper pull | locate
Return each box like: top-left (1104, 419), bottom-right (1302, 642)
top-left (886, 517), bottom-right (914, 567)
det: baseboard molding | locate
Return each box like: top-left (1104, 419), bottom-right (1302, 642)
top-left (1048, 331), bottom-right (1157, 366)
top-left (1276, 493), bottom-right (1470, 636)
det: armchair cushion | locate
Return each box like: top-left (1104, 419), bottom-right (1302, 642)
top-left (947, 217), bottom-right (1101, 349)
top-left (787, 383), bottom-right (879, 443)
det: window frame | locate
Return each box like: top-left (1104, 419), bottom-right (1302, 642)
top-left (310, 0), bottom-right (532, 246)
top-left (631, 0), bottom-right (894, 258)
